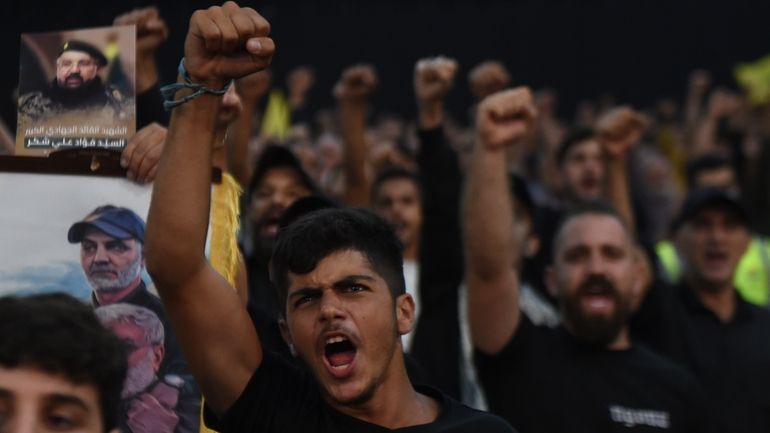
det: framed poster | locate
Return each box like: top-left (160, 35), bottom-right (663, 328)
top-left (16, 25), bottom-right (136, 156)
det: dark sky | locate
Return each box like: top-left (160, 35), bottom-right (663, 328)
top-left (3, 0), bottom-right (769, 126)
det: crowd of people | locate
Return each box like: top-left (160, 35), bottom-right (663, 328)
top-left (2, 2), bottom-right (770, 433)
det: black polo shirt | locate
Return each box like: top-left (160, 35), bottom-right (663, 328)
top-left (632, 281), bottom-right (770, 432)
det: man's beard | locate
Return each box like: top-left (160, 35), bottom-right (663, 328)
top-left (561, 274), bottom-right (632, 347)
top-left (87, 257), bottom-right (142, 293)
top-left (122, 347), bottom-right (158, 398)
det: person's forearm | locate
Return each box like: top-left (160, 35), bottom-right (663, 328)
top-left (146, 92), bottom-right (219, 290)
top-left (226, 100), bottom-right (258, 186)
top-left (464, 144), bottom-right (517, 281)
top-left (418, 100), bottom-right (444, 130)
top-left (341, 102), bottom-right (369, 206)
top-left (605, 156), bottom-right (636, 234)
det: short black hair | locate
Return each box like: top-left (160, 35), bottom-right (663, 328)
top-left (556, 127), bottom-right (597, 166)
top-left (0, 293), bottom-right (126, 432)
top-left (685, 154), bottom-right (733, 189)
top-left (551, 200), bottom-right (632, 260)
top-left (270, 208), bottom-right (405, 316)
top-left (371, 167), bottom-right (422, 203)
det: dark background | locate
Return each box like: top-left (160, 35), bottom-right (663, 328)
top-left (3, 0), bottom-right (769, 128)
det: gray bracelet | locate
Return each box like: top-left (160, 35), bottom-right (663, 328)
top-left (160, 58), bottom-right (232, 111)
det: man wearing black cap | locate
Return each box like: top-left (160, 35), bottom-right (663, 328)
top-left (68, 205), bottom-right (187, 378)
top-left (633, 187), bottom-right (770, 433)
top-left (20, 40), bottom-right (124, 119)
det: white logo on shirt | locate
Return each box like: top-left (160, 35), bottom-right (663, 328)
top-left (609, 405), bottom-right (671, 429)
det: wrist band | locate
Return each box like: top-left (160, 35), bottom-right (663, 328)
top-left (160, 58), bottom-right (232, 111)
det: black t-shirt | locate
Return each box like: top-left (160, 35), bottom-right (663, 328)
top-left (632, 281), bottom-right (770, 433)
top-left (205, 352), bottom-right (514, 433)
top-left (475, 316), bottom-right (715, 433)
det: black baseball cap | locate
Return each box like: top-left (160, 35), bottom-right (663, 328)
top-left (247, 146), bottom-right (319, 196)
top-left (672, 187), bottom-right (750, 231)
top-left (59, 40), bottom-right (108, 66)
top-left (68, 205), bottom-right (146, 243)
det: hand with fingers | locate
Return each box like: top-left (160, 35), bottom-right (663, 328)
top-left (184, 1), bottom-right (275, 89)
top-left (596, 106), bottom-right (646, 159)
top-left (114, 6), bottom-right (169, 93)
top-left (121, 122), bottom-right (167, 183)
top-left (414, 56), bottom-right (457, 129)
top-left (333, 64), bottom-right (378, 107)
top-left (469, 61), bottom-right (512, 102)
top-left (476, 87), bottom-right (538, 150)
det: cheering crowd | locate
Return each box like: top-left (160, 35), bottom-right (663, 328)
top-left (2, 2), bottom-right (770, 432)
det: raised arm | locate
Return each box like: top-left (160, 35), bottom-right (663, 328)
top-left (144, 1), bottom-right (274, 416)
top-left (596, 106), bottom-right (645, 232)
top-left (226, 69), bottom-right (272, 186)
top-left (463, 88), bottom-right (536, 355)
top-left (335, 64), bottom-right (378, 206)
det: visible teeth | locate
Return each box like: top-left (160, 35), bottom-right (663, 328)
top-left (326, 336), bottom-right (347, 345)
top-left (331, 363), bottom-right (351, 369)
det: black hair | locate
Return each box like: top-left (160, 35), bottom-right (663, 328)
top-left (0, 293), bottom-right (126, 432)
top-left (685, 153), bottom-right (733, 189)
top-left (270, 208), bottom-right (405, 316)
top-left (370, 167), bottom-right (423, 204)
top-left (556, 127), bottom-right (597, 166)
top-left (551, 200), bottom-right (631, 261)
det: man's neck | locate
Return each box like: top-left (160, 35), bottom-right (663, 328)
top-left (94, 278), bottom-right (142, 305)
top-left (686, 276), bottom-right (737, 323)
top-left (403, 241), bottom-right (420, 262)
top-left (328, 351), bottom-right (438, 428)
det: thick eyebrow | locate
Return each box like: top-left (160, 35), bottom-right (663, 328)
top-left (44, 393), bottom-right (91, 412)
top-left (332, 275), bottom-right (376, 289)
top-left (288, 275), bottom-right (377, 300)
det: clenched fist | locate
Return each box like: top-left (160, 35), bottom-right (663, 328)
top-left (476, 87), bottom-right (537, 150)
top-left (414, 56), bottom-right (458, 104)
top-left (469, 61), bottom-right (511, 101)
top-left (334, 64), bottom-right (378, 105)
top-left (596, 106), bottom-right (645, 158)
top-left (184, 1), bottom-right (274, 89)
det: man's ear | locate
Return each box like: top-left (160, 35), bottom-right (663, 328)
top-left (278, 318), bottom-right (296, 356)
top-left (544, 265), bottom-right (559, 299)
top-left (151, 344), bottom-right (165, 371)
top-left (395, 293), bottom-right (416, 337)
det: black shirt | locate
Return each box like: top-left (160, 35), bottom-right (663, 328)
top-left (632, 281), bottom-right (770, 433)
top-left (476, 316), bottom-right (714, 433)
top-left (205, 352), bottom-right (514, 433)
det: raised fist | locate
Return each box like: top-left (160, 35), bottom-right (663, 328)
top-left (707, 89), bottom-right (741, 119)
top-left (334, 64), bottom-right (378, 104)
top-left (114, 6), bottom-right (168, 58)
top-left (595, 106), bottom-right (646, 158)
top-left (476, 87), bottom-right (537, 150)
top-left (414, 56), bottom-right (458, 104)
top-left (469, 61), bottom-right (511, 101)
top-left (287, 66), bottom-right (316, 97)
top-left (688, 70), bottom-right (712, 95)
top-left (184, 1), bottom-right (274, 88)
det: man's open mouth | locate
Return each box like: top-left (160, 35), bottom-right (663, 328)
top-left (323, 335), bottom-right (357, 376)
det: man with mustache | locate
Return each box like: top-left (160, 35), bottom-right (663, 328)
top-left (96, 304), bottom-right (199, 433)
top-left (20, 40), bottom-right (125, 120)
top-left (463, 88), bottom-right (714, 432)
top-left (68, 205), bottom-right (187, 379)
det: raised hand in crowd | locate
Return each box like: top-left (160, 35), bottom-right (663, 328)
top-left (146, 0), bottom-right (273, 416)
top-left (464, 87), bottom-right (537, 353)
top-left (334, 64), bottom-right (378, 205)
top-left (114, 6), bottom-right (169, 93)
top-left (468, 61), bottom-right (511, 102)
top-left (414, 56), bottom-right (457, 129)
top-left (227, 70), bottom-right (272, 186)
top-left (286, 66), bottom-right (315, 111)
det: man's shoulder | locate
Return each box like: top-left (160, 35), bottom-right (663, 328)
top-left (626, 342), bottom-right (701, 389)
top-left (418, 385), bottom-right (516, 432)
